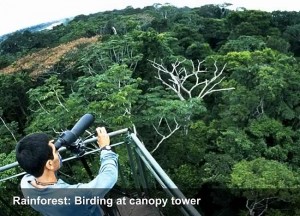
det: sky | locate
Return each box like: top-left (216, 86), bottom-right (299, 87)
top-left (0, 0), bottom-right (300, 36)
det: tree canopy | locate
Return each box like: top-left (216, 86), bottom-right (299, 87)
top-left (1, 3), bottom-right (300, 215)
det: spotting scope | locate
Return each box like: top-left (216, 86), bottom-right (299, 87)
top-left (54, 113), bottom-right (94, 154)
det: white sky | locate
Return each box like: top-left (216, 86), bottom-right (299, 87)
top-left (0, 0), bottom-right (300, 36)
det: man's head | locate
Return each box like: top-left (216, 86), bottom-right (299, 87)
top-left (16, 133), bottom-right (60, 177)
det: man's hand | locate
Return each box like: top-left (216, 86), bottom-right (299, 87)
top-left (96, 127), bottom-right (110, 148)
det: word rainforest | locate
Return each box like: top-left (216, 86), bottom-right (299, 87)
top-left (13, 196), bottom-right (68, 205)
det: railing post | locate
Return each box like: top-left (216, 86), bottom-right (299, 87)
top-left (133, 148), bottom-right (150, 196)
top-left (125, 134), bottom-right (142, 195)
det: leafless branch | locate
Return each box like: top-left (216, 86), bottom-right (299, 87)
top-left (253, 98), bottom-right (264, 117)
top-left (52, 128), bottom-right (64, 135)
top-left (151, 117), bottom-right (181, 153)
top-left (246, 197), bottom-right (278, 216)
top-left (52, 88), bottom-right (69, 112)
top-left (0, 117), bottom-right (17, 142)
top-left (36, 99), bottom-right (50, 114)
top-left (97, 56), bottom-right (108, 71)
top-left (86, 64), bottom-right (97, 75)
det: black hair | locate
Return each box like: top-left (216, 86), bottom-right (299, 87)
top-left (16, 133), bottom-right (54, 177)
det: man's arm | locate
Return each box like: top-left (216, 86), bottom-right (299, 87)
top-left (73, 150), bottom-right (118, 188)
top-left (68, 127), bottom-right (118, 197)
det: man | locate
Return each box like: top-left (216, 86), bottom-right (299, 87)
top-left (16, 127), bottom-right (118, 216)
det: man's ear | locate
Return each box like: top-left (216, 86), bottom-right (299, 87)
top-left (45, 160), bottom-right (54, 170)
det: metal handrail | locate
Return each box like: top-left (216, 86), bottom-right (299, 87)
top-left (0, 128), bottom-right (129, 173)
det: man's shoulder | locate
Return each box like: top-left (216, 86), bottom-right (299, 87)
top-left (20, 174), bottom-right (34, 188)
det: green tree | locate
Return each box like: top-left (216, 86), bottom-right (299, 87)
top-left (271, 11), bottom-right (300, 32)
top-left (230, 158), bottom-right (300, 215)
top-left (0, 73), bottom-right (30, 127)
top-left (219, 36), bottom-right (266, 54)
top-left (172, 24), bottom-right (204, 54)
top-left (198, 17), bottom-right (229, 49)
top-left (248, 116), bottom-right (295, 162)
top-left (196, 4), bottom-right (224, 18)
top-left (216, 49), bottom-right (300, 124)
top-left (26, 75), bottom-right (70, 134)
top-left (226, 10), bottom-right (273, 38)
top-left (78, 34), bottom-right (143, 74)
top-left (265, 36), bottom-right (290, 54)
top-left (283, 24), bottom-right (300, 56)
top-left (73, 64), bottom-right (142, 129)
top-left (0, 112), bottom-right (19, 153)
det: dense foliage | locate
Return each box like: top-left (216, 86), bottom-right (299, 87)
top-left (1, 3), bottom-right (300, 215)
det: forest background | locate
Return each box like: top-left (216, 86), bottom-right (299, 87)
top-left (1, 3), bottom-right (300, 216)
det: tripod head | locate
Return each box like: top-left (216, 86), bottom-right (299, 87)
top-left (54, 113), bottom-right (94, 155)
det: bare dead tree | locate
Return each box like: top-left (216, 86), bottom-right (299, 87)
top-left (149, 59), bottom-right (234, 101)
top-left (147, 59), bottom-right (234, 152)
